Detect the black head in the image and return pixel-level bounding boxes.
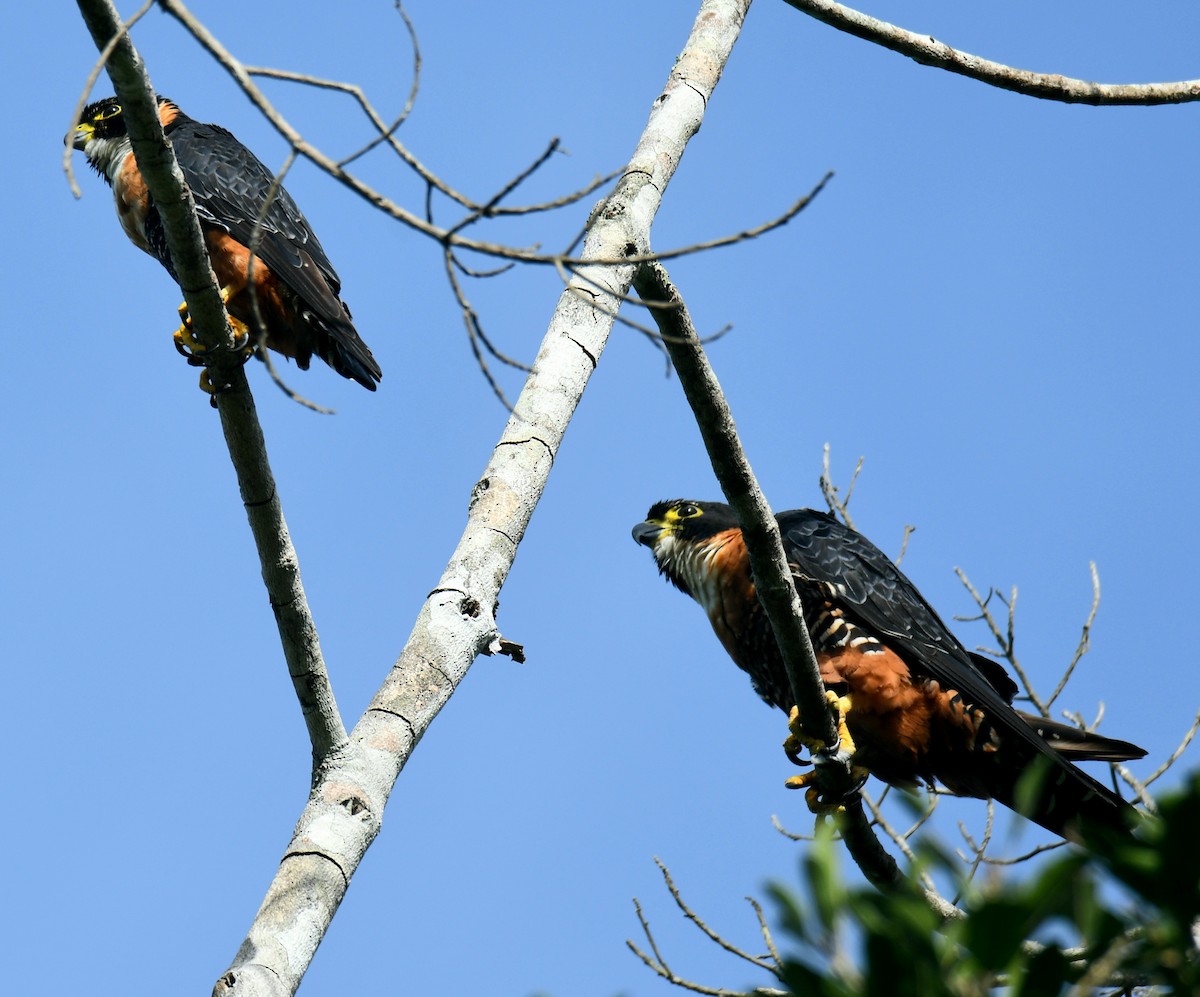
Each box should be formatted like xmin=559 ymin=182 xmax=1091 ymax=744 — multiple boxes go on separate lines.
xmin=74 ymin=96 xmax=128 ymax=149
xmin=631 ymin=499 xmax=738 ymax=549
xmin=72 ymin=95 xmax=179 ymax=152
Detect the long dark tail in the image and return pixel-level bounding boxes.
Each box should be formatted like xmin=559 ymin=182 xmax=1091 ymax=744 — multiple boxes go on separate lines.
xmin=1020 ymin=712 xmax=1147 ymax=763
xmin=985 ymin=729 xmax=1144 ymax=839
xmin=312 ymin=309 xmax=382 ymax=391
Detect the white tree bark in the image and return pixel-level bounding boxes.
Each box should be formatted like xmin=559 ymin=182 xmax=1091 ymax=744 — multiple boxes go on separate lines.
xmin=210 ymin=2 xmax=752 ymax=993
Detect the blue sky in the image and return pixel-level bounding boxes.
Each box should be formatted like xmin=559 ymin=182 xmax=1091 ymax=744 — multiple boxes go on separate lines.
xmin=7 ymin=1 xmax=1200 ymax=993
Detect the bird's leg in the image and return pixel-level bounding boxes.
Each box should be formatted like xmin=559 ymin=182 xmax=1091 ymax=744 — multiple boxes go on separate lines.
xmin=173 ymin=287 xmax=254 ymax=393
xmin=784 ymin=691 xmax=868 ymax=814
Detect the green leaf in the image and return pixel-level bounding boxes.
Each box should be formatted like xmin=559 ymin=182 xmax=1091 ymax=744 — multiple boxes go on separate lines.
xmin=765 ymin=881 xmax=808 ymax=943
xmin=959 ymin=899 xmax=1037 ymax=973
xmin=806 ymin=825 xmax=843 ymax=934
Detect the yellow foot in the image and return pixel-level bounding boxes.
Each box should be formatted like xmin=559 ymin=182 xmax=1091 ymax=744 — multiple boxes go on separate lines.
xmin=784 ymin=770 xmax=848 ymax=816
xmin=173 ymin=296 xmax=253 ymax=364
xmin=784 ymin=705 xmax=824 ymax=763
xmin=783 ymin=691 xmax=857 ymax=759
xmin=783 ymin=691 xmax=868 ymax=813
xmin=824 ymin=690 xmax=857 ymax=755
xmin=197 ymin=368 xmax=233 ymax=396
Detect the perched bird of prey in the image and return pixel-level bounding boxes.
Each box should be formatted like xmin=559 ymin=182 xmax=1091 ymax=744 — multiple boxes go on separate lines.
xmin=72 ymin=95 xmax=381 ymax=390
xmin=632 ymin=500 xmax=1145 ymax=838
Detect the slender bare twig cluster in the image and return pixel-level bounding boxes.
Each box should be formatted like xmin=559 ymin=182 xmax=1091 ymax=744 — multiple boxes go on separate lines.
xmin=629 ymin=860 xmax=789 ymax=996
xmin=954 ymin=559 xmax=1200 ymax=818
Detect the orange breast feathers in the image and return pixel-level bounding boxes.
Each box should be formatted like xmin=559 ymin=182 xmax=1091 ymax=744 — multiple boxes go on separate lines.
xmin=698 ymin=530 xmax=759 ymax=665
xmin=202 ymin=230 xmax=296 ymax=359
xmin=114 ymin=152 xmax=151 ymax=254
xmin=694 ymin=528 xmax=991 ymax=788
xmin=819 ymin=644 xmax=994 ymax=787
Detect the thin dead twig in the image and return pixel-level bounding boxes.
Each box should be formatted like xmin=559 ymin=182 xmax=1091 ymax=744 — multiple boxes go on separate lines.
xmin=819 ymin=444 xmax=861 ymax=530
xmin=337 ymin=0 xmax=421 ymax=168
xmin=626 ymin=176 xmax=833 ymax=265
xmin=627 ymin=860 xmax=786 ymax=997
xmin=771 ymin=812 xmax=810 ymax=842
xmin=861 ymin=791 xmax=936 ymax=894
xmin=1045 ymin=562 xmax=1100 ymax=710
xmin=746 ymin=896 xmax=781 ymax=966
xmin=955 ymin=568 xmax=1044 ymax=714
xmin=979 ymin=840 xmax=1066 ymax=867
xmin=657 ymin=859 xmax=780 ymax=972
xmin=451 ymin=254 xmax=516 ymax=279
xmin=1136 ymin=706 xmax=1200 ymax=789
xmin=64 ymin=0 xmax=155 ymax=197
xmin=442 ymin=247 xmax=526 ymax=411
xmin=953 ymin=801 xmax=995 ymax=902
xmin=562 ymin=259 xmax=733 ymax=347
xmin=781 ymin=0 xmax=1200 ymax=105
xmin=628 ymin=904 xmax=757 ymax=997
xmin=444 ymin=138 xmax=564 ymax=237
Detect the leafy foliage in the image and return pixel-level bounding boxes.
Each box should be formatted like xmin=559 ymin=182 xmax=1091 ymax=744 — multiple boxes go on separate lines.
xmin=764 ymin=774 xmax=1200 ymax=996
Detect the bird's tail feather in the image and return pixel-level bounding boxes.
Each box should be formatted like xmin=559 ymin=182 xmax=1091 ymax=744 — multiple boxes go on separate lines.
xmin=1019 ymin=711 xmax=1147 ymax=763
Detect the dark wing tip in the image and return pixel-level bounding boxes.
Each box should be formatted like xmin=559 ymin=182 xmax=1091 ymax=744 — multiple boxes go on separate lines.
xmin=325 ymin=330 xmax=382 ymax=390
xmin=1019 ymin=712 xmax=1147 ymax=762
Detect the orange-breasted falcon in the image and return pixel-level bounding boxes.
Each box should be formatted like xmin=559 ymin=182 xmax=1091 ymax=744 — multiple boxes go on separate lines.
xmin=632 ymin=500 xmax=1146 ymax=838
xmin=72 ymin=95 xmax=381 ymax=390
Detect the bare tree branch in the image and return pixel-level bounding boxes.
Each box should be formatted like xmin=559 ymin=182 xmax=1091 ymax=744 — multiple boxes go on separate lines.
xmin=955 ymin=568 xmax=1045 ymax=714
xmin=64 ymin=0 xmax=154 ymax=197
xmin=628 ymin=860 xmax=788 ymax=997
xmin=1045 ymin=561 xmax=1100 ymax=710
xmin=148 ymin=0 xmax=814 ymax=407
xmin=189 ymin=3 xmax=753 ymax=992
xmin=442 ymin=246 xmax=527 ymax=411
xmin=656 ymin=858 xmax=780 ymax=972
xmin=245 ymin=25 xmax=617 ymax=216
xmin=818 ymin=444 xmax=861 ymax=530
xmin=1136 ymin=706 xmax=1200 ymax=789
xmin=631 ymin=264 xmax=836 ymax=758
xmin=633 ymin=261 xmax=955 ymax=909
xmin=74 ymin=0 xmax=348 ymax=767
xmin=633 ymin=263 xmax=977 ymax=925
xmin=860 ymin=791 xmax=935 ymax=894
xmin=747 ymin=895 xmax=782 ymax=966
xmin=979 ymin=840 xmax=1066 ymax=867
xmin=953 ymin=800 xmax=995 ymax=901
xmin=781 ymin=0 xmax=1200 ymax=105
xmin=150 ymin=0 xmax=811 ymax=273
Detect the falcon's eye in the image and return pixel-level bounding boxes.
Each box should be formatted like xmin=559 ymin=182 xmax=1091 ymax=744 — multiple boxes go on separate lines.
xmin=97 ymin=103 xmax=121 ymax=121
xmin=677 ymin=503 xmax=700 ymax=518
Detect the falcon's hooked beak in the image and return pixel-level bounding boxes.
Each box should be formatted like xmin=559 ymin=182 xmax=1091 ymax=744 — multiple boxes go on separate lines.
xmin=70 ymin=121 xmax=93 ymax=151
xmin=631 ymin=520 xmax=664 ymax=548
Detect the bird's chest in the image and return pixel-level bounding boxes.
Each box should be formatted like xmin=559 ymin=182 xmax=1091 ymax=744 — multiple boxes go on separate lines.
xmin=112 ymin=151 xmax=153 ymax=254
xmin=673 ymin=543 xmax=758 ymax=666
xmin=698 ymin=573 xmax=761 ymax=667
